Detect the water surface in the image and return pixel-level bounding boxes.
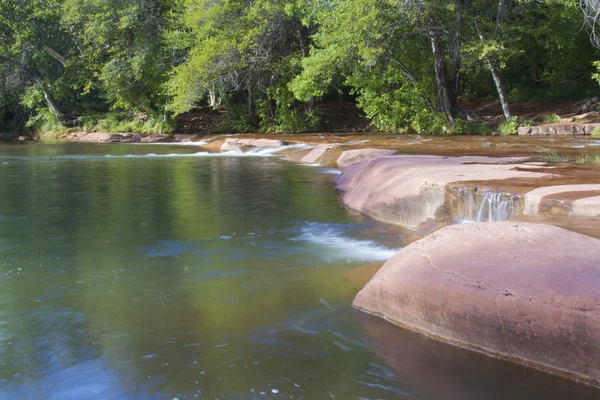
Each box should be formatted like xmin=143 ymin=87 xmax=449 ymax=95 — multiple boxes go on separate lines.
xmin=0 ymin=143 xmax=597 ymax=399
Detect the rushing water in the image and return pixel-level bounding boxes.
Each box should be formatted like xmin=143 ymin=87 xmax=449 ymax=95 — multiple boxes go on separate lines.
xmin=0 ymin=143 xmax=597 ymax=400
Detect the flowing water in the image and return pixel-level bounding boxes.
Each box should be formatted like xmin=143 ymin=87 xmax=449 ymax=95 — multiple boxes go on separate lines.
xmin=0 ymin=143 xmax=597 ymax=400
xmin=452 ymin=187 xmax=519 ymax=223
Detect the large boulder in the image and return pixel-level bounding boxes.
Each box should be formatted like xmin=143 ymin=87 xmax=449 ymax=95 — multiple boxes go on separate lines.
xmin=337 ymin=148 xmax=397 ymax=167
xmin=334 ymin=155 xmax=551 ymax=229
xmin=354 ymin=222 xmax=600 ymax=386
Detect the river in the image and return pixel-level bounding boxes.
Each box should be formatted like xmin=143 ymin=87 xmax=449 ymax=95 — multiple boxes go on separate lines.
xmin=0 ymin=142 xmax=597 ymax=399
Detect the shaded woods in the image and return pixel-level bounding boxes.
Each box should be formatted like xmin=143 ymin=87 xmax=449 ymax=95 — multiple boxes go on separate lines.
xmin=1 ymin=0 xmax=600 ymax=137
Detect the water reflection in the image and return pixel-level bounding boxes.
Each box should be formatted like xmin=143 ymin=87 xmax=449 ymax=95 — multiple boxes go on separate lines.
xmin=358 ymin=312 xmax=600 ymax=400
xmin=0 ymin=143 xmax=597 ymax=399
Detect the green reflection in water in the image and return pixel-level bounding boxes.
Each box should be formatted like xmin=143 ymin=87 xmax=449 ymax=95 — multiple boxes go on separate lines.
xmin=0 ymin=143 xmax=597 ymax=400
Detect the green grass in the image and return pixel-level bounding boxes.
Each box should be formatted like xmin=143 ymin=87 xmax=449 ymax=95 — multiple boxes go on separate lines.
xmin=34 ymin=111 xmax=175 ymax=138
xmin=576 ymin=152 xmax=600 ymax=164
xmin=534 ymin=146 xmax=571 ymax=162
xmin=543 ymin=113 xmax=561 ymax=124
xmin=591 ymin=127 xmax=600 ymax=136
xmin=92 ymin=112 xmax=175 ymax=134
xmin=535 ymin=147 xmax=600 ymax=164
xmin=520 ymin=119 xmax=536 ymax=127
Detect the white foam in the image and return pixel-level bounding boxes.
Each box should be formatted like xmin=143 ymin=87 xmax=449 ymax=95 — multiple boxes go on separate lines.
xmin=318 ymin=168 xmax=342 ymax=175
xmin=291 ymin=223 xmax=398 ymax=261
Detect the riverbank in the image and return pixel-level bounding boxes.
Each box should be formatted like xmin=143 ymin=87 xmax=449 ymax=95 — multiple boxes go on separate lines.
xmin=59 ymin=132 xmax=600 ymax=388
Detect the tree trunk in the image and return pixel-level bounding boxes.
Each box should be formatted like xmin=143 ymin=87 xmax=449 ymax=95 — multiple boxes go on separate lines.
xmin=43 ymin=89 xmax=62 ymax=117
xmin=429 ymin=30 xmax=455 ymax=123
xmin=488 ymin=60 xmax=511 ymax=121
xmin=209 ymin=90 xmax=218 ymax=108
xmin=247 ymin=88 xmax=256 ymax=126
xmin=42 ymin=46 xmax=67 ymax=66
xmin=475 ymin=21 xmax=512 ymax=121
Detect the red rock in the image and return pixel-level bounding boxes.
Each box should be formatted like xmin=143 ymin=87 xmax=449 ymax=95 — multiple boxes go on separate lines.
xmin=354 ymin=222 xmax=600 ymax=386
xmin=337 ymin=148 xmax=397 ymax=167
xmin=67 ymin=132 xmax=140 ymax=142
xmin=334 ymin=155 xmax=550 ymax=229
xmin=301 ymin=143 xmax=341 ymax=164
xmin=140 ymin=134 xmax=174 ymax=143
xmin=220 ymin=137 xmax=286 ymax=152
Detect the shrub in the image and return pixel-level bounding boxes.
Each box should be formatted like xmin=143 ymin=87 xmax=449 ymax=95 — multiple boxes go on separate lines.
xmin=498 ymin=116 xmax=520 ymax=136
xmin=452 ymin=120 xmax=493 ymax=135
xmin=521 ymin=119 xmax=536 ymax=127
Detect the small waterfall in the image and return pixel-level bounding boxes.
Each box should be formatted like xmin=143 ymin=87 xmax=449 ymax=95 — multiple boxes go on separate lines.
xmin=452 ymin=187 xmax=519 ymax=223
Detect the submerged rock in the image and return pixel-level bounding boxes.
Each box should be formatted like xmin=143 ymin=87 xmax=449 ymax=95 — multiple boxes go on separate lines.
xmin=334 ymin=155 xmax=550 ymax=229
xmin=354 ymin=222 xmax=600 ymax=386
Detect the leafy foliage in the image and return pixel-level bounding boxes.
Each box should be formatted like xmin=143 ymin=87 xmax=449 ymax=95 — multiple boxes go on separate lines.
xmin=1 ymin=0 xmax=599 ymax=137
xmin=498 ymin=116 xmax=520 ymax=136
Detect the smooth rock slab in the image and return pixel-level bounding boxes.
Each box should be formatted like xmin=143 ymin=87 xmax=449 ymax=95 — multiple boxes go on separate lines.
xmin=220 ymin=138 xmax=287 ymax=152
xmin=334 ymin=155 xmax=550 ymax=229
xmin=573 ymin=195 xmax=600 ymax=217
xmin=354 ymin=222 xmax=600 ymax=386
xmin=140 ymin=134 xmax=173 ymax=143
xmin=523 ymin=184 xmax=600 ymax=215
xmin=301 ymin=143 xmax=341 ymax=164
xmin=337 ymin=148 xmax=397 ymax=167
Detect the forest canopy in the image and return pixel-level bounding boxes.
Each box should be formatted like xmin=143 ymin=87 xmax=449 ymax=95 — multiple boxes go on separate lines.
xmin=1 ymin=0 xmax=600 ymax=137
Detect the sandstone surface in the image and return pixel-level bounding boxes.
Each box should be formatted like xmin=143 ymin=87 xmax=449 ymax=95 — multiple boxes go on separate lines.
xmin=67 ymin=132 xmax=141 ymax=142
xmin=334 ymin=155 xmax=551 ymax=229
xmin=301 ymin=143 xmax=341 ymax=164
xmin=573 ymin=195 xmax=600 ymax=217
xmin=140 ymin=134 xmax=173 ymax=143
xmin=337 ymin=148 xmax=397 ymax=167
xmin=354 ymin=222 xmax=600 ymax=386
xmin=220 ymin=137 xmax=286 ymax=152
xmin=523 ymin=184 xmax=600 ymax=215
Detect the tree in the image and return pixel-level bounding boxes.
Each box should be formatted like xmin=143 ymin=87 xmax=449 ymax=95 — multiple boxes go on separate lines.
xmin=581 ymin=0 xmax=600 ymax=48
xmin=0 ymin=0 xmax=77 ymax=128
xmin=61 ymin=0 xmax=175 ymax=114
